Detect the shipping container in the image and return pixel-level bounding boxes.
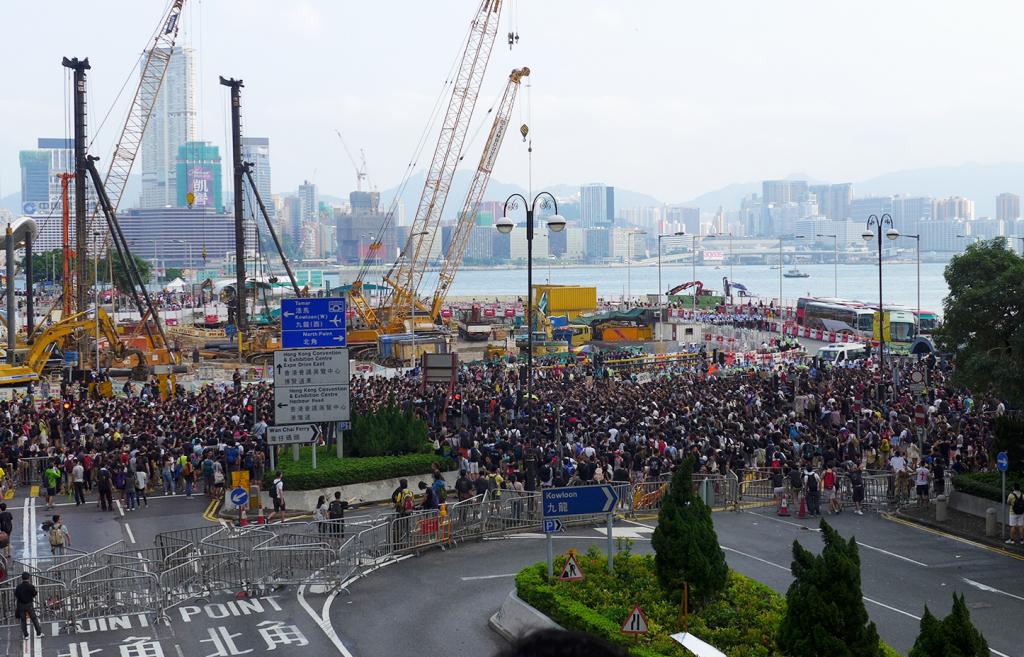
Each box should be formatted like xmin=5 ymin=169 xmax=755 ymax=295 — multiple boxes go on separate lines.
xmin=595 ymin=324 xmax=653 ymax=342
xmin=532 ymin=285 xmax=598 ymax=319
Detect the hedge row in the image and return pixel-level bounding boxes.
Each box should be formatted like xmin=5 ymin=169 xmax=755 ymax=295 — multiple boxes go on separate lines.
xmin=952 ymin=471 xmax=1021 ymax=503
xmin=516 ymin=549 xmax=900 ymax=657
xmin=271 ymin=448 xmax=454 ymax=491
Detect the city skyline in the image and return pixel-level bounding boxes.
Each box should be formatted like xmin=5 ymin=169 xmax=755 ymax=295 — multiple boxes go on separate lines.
xmin=5 ymin=2 xmax=1024 ymax=210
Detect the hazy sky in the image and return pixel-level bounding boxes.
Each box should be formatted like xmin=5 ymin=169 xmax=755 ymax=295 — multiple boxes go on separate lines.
xmin=3 ymin=0 xmax=1024 ymax=205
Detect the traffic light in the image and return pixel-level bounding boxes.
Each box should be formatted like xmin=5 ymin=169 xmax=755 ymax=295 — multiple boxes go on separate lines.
xmin=62 ymin=401 xmax=72 ymax=411
xmin=245 ymin=403 xmax=255 ymax=414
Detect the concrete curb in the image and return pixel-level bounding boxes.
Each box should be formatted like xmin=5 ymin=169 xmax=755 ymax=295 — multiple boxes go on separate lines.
xmin=890 ymin=510 xmax=1024 ymax=557
xmin=489 ymin=590 xmax=563 ymax=643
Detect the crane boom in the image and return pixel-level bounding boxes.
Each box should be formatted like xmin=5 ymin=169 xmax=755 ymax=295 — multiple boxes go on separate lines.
xmin=429 ymin=66 xmax=528 ymax=321
xmin=86 ymin=0 xmax=185 ymax=234
xmin=349 ymin=0 xmax=503 ymax=334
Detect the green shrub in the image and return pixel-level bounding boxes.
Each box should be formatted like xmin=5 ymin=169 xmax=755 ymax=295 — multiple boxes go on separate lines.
xmin=345 ymin=403 xmax=431 ymax=457
xmin=778 ymin=521 xmax=882 ymax=657
xmin=651 ymin=459 xmax=728 ymax=605
xmin=909 ymin=594 xmax=988 ymax=657
xmin=952 ymin=471 xmax=1018 ymax=502
xmin=270 ymin=449 xmax=454 ymax=491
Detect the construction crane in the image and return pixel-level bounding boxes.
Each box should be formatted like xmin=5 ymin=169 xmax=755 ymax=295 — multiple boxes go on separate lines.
xmin=348 ymin=0 xmax=503 ymax=339
xmin=429 ymin=66 xmax=529 ymax=321
xmin=334 ymin=130 xmax=370 ymax=192
xmin=76 ymin=1 xmax=184 ymax=319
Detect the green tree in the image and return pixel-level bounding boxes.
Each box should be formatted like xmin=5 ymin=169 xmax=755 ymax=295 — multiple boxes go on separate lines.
xmin=165 ymin=267 xmax=184 ymax=282
xmin=650 ymin=458 xmax=728 ymax=604
xmin=28 ymin=249 xmax=65 ymax=283
xmin=908 ymin=594 xmax=988 ymax=657
xmin=778 ymin=520 xmax=882 ymax=657
xmin=937 ymin=238 xmax=1024 ymax=406
xmin=97 ymin=252 xmax=152 ymax=292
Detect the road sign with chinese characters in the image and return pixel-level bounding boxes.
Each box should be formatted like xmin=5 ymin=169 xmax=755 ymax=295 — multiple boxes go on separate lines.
xmin=273 ymin=348 xmax=351 ymax=425
xmin=542 ymin=484 xmax=618 ymax=518
xmin=281 ymin=297 xmax=347 ymax=349
xmin=266 ymin=423 xmax=322 ymax=446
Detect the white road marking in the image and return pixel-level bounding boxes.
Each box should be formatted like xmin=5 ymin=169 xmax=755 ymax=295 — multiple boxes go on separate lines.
xmin=962 ymin=577 xmax=1024 ymax=603
xmin=595 ymin=526 xmax=654 ymax=539
xmin=29 ymin=497 xmax=37 ymax=567
xmin=115 ymin=500 xmax=124 ymax=517
xmin=862 ymin=597 xmax=921 ymax=620
xmin=125 ymin=523 xmax=136 ymax=545
xmin=20 ymin=497 xmax=29 ymax=561
xmin=856 ymin=541 xmax=928 ymax=567
xmin=746 ymin=512 xmax=821 ymax=532
xmin=460 ymin=573 xmax=517 ymax=581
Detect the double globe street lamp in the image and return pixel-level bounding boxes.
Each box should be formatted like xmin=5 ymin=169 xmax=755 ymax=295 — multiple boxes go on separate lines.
xmin=496 ymin=193 xmax=565 ymax=474
xmin=862 ymin=214 xmax=899 ymax=399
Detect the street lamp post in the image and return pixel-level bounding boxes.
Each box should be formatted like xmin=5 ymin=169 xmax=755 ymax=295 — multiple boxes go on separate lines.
xmin=625 ymin=231 xmax=647 ymax=305
xmin=863 ymin=214 xmax=899 ymax=400
xmin=691 ymin=234 xmax=700 ymax=312
xmin=496 ymin=194 xmax=565 ymax=455
xmin=816 ymin=233 xmax=838 ymax=297
xmin=901 ymin=233 xmax=921 ymax=326
xmin=657 ymin=232 xmax=686 ymax=325
xmin=93 ymin=231 xmax=101 ymax=372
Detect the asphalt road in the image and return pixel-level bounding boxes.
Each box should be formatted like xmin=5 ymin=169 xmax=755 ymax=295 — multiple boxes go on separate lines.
xmin=4 ymin=490 xmax=1023 ymax=657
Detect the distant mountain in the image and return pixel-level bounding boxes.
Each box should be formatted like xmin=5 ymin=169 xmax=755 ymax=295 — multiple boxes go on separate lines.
xmin=855 ymin=162 xmax=1024 ymax=217
xmin=1 ymin=191 xmax=20 ymax=214
xmin=374 ymin=171 xmax=662 ymax=220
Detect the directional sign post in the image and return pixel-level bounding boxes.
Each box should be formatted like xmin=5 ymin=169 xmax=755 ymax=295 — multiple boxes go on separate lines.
xmin=266 ymin=424 xmax=322 ymax=446
xmin=543 ymin=519 xmax=564 ymax=534
xmin=543 ymin=485 xmax=619 ymax=574
xmin=230 ymin=487 xmax=249 ymax=507
xmin=273 ymin=348 xmax=351 ymax=425
xmin=281 ymin=297 xmax=347 ymax=349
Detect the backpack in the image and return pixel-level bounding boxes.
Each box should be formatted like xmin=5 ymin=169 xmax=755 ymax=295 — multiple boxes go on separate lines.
xmin=269 ymin=479 xmax=280 ymax=499
xmin=434 ymin=481 xmax=447 ymax=504
xmin=1013 ymin=493 xmax=1024 ymax=515
xmin=823 ymin=470 xmax=835 ymax=490
xmin=226 ymin=446 xmax=239 ymax=466
xmin=49 ymin=525 xmax=65 ymax=547
xmin=244 ymin=451 xmax=253 ymax=469
xmin=328 ymin=500 xmax=346 ymax=519
xmin=401 ymin=490 xmax=414 ymax=513
xmin=806 ymin=473 xmax=819 ymax=493
xmin=789 ymin=470 xmax=802 ymax=489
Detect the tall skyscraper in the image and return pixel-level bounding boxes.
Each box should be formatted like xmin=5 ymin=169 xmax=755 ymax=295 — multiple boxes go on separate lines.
xmin=140 ymin=46 xmax=197 ymax=209
xmin=809 ymin=184 xmax=831 ymax=219
xmin=665 ymin=205 xmax=700 ymax=235
xmin=933 ymin=196 xmax=974 ymax=221
xmin=241 ymin=137 xmax=274 ymax=221
xmin=996 ymin=192 xmax=1020 ymax=222
xmin=298 ymin=180 xmax=319 ymax=223
xmin=891 ymin=196 xmax=933 ymax=234
xmin=175 ymin=142 xmax=222 ymax=210
xmin=849 ymin=196 xmax=893 ymax=225
xmin=17 ymin=138 xmax=86 ymax=250
xmin=828 ymin=183 xmax=853 ymax=221
xmin=580 ymin=183 xmax=613 ymax=228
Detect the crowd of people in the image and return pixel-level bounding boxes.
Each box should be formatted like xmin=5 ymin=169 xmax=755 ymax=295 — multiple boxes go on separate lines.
xmin=0 ymin=341 xmax=1016 ymax=547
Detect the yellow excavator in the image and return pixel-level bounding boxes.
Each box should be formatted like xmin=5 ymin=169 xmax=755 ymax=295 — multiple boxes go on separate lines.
xmin=0 ymin=308 xmax=149 ymax=388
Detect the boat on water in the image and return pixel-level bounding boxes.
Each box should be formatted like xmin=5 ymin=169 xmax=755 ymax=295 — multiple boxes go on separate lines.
xmin=783 ymin=268 xmax=810 ymax=278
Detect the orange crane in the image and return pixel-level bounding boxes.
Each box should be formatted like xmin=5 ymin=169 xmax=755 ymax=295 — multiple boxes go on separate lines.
xmin=347 ymin=0 xmax=504 ymax=344
xmin=429 ymin=66 xmax=529 ymax=321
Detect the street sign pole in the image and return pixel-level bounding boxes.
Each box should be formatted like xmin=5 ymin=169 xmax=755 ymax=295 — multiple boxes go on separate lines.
xmin=547 ymin=533 xmax=554 ymax=579
xmin=997 ymin=451 xmax=1009 ymax=539
xmin=312 ymin=437 xmax=317 ymax=471
xmin=607 ymin=513 xmax=615 ymax=573
xmin=337 ymin=427 xmax=344 ymax=459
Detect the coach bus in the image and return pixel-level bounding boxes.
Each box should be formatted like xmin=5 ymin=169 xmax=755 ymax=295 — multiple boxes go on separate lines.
xmin=797 ymin=298 xmax=918 ymax=344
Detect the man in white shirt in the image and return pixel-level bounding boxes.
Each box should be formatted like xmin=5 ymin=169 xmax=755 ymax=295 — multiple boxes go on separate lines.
xmin=914 ymin=462 xmax=931 ymax=505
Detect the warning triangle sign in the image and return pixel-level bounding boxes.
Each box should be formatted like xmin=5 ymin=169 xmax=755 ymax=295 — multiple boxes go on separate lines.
xmin=559 ymin=554 xmax=584 ymax=581
xmin=621 ymin=605 xmax=649 ymax=635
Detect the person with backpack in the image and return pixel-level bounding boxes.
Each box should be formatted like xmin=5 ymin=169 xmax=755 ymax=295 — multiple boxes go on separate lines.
xmin=849 ymin=463 xmax=865 ymax=515
xmin=392 ymin=479 xmax=414 ymax=517
xmin=822 ymin=466 xmax=840 ymax=515
xmin=431 ymin=471 xmax=447 ymax=508
xmin=455 ymin=470 xmax=474 ymax=502
xmin=1008 ymin=482 xmax=1024 ymax=546
xmin=313 ymin=495 xmax=328 ymax=534
xmin=328 ymin=492 xmax=350 ymax=537
xmin=0 ymin=502 xmax=13 ymax=558
xmin=43 ymin=460 xmax=62 ymax=510
xmin=47 ymin=514 xmax=70 ymax=556
xmin=269 ymin=471 xmax=286 ymax=523
xmin=803 ymin=466 xmax=821 ymax=517
xmin=419 ymin=481 xmax=438 ymax=510
xmin=96 ymin=463 xmax=113 ymax=512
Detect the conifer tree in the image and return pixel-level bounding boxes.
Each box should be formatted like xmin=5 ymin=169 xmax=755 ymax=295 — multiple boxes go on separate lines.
xmin=651 ymin=458 xmax=728 ymax=604
xmin=908 ymin=594 xmax=989 ymax=657
xmin=778 ymin=520 xmax=882 ymax=657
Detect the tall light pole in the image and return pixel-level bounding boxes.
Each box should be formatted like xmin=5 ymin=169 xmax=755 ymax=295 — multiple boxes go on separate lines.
xmin=863 ymin=214 xmax=899 ymax=399
xmin=496 ymin=193 xmax=565 ymax=452
xmin=625 ymin=230 xmax=647 ymax=304
xmin=901 ymin=233 xmax=921 ymax=327
xmin=816 ymin=233 xmax=838 ymax=297
xmin=777 ymin=235 xmax=805 ymax=329
xmin=658 ymin=231 xmax=686 ymax=325
xmin=690 ymin=234 xmax=701 ymax=312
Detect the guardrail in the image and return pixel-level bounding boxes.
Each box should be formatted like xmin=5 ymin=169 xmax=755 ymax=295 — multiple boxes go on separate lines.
xmin=0 ymin=470 xmax=909 ymax=631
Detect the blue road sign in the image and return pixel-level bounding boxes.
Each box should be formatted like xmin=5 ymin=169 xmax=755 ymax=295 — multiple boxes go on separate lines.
xmin=542 ymin=485 xmax=618 ymax=518
xmin=281 ymin=297 xmax=347 ymax=349
xmin=230 ymin=487 xmax=249 ymax=506
xmin=543 ymin=519 xmax=564 ymax=534
xmin=997 ymin=451 xmax=1009 ymax=473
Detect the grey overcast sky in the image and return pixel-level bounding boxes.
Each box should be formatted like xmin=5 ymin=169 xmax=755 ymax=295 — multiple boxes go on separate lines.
xmin=3 ymin=0 xmax=1024 ymax=204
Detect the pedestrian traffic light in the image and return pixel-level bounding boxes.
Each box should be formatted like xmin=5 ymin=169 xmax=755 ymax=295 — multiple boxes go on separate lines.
xmin=245 ymin=403 xmax=254 ymax=413
xmin=62 ymin=401 xmax=72 ymax=411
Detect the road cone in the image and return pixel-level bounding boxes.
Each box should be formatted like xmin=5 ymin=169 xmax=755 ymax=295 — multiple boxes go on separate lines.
xmin=777 ymin=494 xmax=790 ymax=516
xmin=256 ymin=504 xmax=266 ymax=525
xmin=797 ymin=494 xmax=807 ymax=519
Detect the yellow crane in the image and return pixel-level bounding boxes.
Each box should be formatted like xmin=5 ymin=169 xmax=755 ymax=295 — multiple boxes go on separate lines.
xmin=347 ymin=0 xmax=504 ymax=348
xmin=429 ymin=66 xmax=529 ymax=321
